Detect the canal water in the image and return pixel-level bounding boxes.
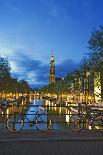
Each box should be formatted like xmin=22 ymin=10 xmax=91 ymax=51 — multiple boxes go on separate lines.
xmin=0 ymin=99 xmax=102 ymax=131
xmin=22 ymin=99 xmax=70 ymax=130
xmin=0 ymin=99 xmax=70 ymax=131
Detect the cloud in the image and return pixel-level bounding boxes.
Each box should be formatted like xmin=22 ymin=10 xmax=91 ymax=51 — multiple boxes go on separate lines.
xmin=0 ymin=32 xmax=78 ymax=88
xmin=56 ymin=59 xmax=78 ymax=77
xmin=0 ymin=31 xmax=28 ymax=58
xmin=40 ymin=0 xmax=67 ymax=18
xmin=9 ymin=52 xmax=78 ymax=88
xmin=3 ymin=1 xmax=21 ymax=14
xmin=9 ymin=60 xmax=20 ymax=72
xmin=0 ymin=30 xmax=49 ymax=64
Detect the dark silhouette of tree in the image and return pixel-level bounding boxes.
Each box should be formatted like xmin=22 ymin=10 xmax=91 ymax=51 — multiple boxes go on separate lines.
xmin=88 ymin=26 xmax=103 ymax=100
xmin=0 ymin=57 xmax=31 ymax=94
xmin=17 ymin=80 xmax=30 ymax=93
xmin=0 ymin=57 xmax=11 ymax=92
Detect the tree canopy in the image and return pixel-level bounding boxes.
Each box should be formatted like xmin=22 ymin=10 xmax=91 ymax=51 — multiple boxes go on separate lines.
xmin=0 ymin=57 xmax=31 ymax=93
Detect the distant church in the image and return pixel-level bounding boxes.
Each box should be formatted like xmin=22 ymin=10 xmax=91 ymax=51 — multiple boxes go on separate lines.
xmin=49 ymin=53 xmax=62 ymax=84
xmin=49 ymin=54 xmax=55 ymax=84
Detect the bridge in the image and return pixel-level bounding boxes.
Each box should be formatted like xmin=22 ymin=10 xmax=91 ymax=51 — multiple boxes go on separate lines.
xmin=0 ymin=97 xmax=103 ymax=154
xmin=0 ymin=130 xmax=103 ymax=155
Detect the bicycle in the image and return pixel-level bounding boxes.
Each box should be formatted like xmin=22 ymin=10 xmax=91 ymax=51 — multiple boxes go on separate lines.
xmin=6 ymin=105 xmax=52 ymax=132
xmin=69 ymin=102 xmax=96 ymax=131
xmin=0 ymin=100 xmax=13 ymax=130
xmin=0 ymin=100 xmax=12 ymax=115
xmin=91 ymin=109 xmax=103 ymax=130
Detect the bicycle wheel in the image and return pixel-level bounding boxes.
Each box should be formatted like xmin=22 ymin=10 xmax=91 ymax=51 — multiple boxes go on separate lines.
xmin=36 ymin=113 xmax=52 ymax=131
xmin=69 ymin=114 xmax=83 ymax=132
xmin=6 ymin=114 xmax=24 ymax=132
xmin=91 ymin=116 xmax=103 ymax=130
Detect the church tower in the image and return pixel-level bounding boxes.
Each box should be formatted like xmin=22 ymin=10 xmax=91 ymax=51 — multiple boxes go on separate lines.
xmin=49 ymin=54 xmax=55 ymax=84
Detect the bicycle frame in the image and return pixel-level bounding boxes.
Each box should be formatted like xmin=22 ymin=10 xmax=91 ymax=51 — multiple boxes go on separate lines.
xmin=17 ymin=110 xmax=41 ymax=127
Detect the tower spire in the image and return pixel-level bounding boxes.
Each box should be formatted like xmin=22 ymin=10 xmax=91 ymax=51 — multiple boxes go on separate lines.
xmin=49 ymin=53 xmax=55 ymax=84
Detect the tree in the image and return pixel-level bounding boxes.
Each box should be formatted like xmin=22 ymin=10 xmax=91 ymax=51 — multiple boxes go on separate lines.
xmin=0 ymin=57 xmax=11 ymax=92
xmin=17 ymin=80 xmax=30 ymax=93
xmin=88 ymin=26 xmax=103 ymax=100
xmin=0 ymin=57 xmax=11 ymax=78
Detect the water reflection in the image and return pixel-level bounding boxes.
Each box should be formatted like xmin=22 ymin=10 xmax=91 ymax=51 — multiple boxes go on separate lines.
xmin=21 ymin=99 xmax=70 ymax=130
xmin=6 ymin=109 xmax=9 ymax=118
xmin=1 ymin=99 xmax=102 ymax=131
xmin=66 ymin=109 xmax=70 ymax=125
xmin=45 ymin=100 xmax=70 ymax=129
xmin=22 ymin=99 xmax=45 ymax=130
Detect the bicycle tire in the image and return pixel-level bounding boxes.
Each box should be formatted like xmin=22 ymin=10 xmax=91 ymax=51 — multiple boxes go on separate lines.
xmin=36 ymin=113 xmax=52 ymax=131
xmin=91 ymin=116 xmax=103 ymax=130
xmin=69 ymin=114 xmax=83 ymax=132
xmin=6 ymin=114 xmax=24 ymax=132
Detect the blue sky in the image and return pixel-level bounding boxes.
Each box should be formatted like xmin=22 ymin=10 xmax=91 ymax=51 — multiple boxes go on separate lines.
xmin=0 ymin=0 xmax=103 ymax=88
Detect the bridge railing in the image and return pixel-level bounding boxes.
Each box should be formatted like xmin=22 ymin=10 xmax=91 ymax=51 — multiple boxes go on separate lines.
xmin=0 ymin=99 xmax=103 ymax=131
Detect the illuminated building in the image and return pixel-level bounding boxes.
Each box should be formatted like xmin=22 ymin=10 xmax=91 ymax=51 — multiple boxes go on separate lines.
xmin=94 ymin=72 xmax=101 ymax=102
